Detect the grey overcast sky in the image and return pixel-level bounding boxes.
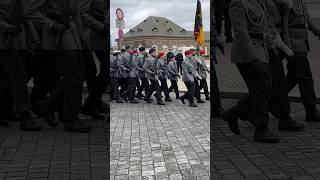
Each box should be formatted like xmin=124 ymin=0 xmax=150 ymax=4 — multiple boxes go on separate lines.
xmin=110 ymin=0 xmax=210 ymax=46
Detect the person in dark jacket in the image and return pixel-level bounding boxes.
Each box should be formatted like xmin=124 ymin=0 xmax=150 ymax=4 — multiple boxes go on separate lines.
xmin=0 ymin=0 xmax=45 ymax=130
xmin=264 ymin=0 xmax=304 ymax=131
xmin=167 ymin=53 xmax=180 ymax=99
xmin=180 ymin=50 xmax=201 ymax=107
xmin=175 ymin=52 xmax=184 ymax=74
xmin=222 ymin=0 xmax=286 ymax=143
xmin=80 ymin=0 xmax=108 ymax=119
xmin=285 ymin=0 xmax=320 ymax=122
xmin=27 ymin=0 xmax=92 ymax=133
xmin=211 ymin=4 xmax=224 ymax=118
xmin=214 ymin=0 xmax=233 ymax=42
xmin=143 ymin=48 xmax=165 ymax=105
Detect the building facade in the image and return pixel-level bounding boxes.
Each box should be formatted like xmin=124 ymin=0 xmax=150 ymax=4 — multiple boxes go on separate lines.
xmin=115 ymin=16 xmax=210 ymax=54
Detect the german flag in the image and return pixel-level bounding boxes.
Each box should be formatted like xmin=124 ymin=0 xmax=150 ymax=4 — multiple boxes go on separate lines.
xmin=194 ymin=0 xmax=205 ymax=45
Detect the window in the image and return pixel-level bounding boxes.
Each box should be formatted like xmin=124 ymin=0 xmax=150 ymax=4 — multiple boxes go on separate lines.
xmin=167 ymin=28 xmax=172 ymax=33
xmin=152 ymin=27 xmax=158 ymax=32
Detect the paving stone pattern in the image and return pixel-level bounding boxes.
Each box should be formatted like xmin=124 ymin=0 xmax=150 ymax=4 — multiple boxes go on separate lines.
xmin=110 ymin=98 xmax=210 ymax=180
xmin=213 ymin=99 xmax=320 ymax=180
xmin=0 ymin=111 xmax=109 ymax=179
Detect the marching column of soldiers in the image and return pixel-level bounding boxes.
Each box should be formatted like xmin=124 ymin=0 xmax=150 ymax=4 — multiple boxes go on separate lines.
xmin=217 ymin=0 xmax=320 ymax=143
xmin=0 ymin=0 xmax=108 ymax=133
xmin=110 ymin=46 xmax=211 ymax=107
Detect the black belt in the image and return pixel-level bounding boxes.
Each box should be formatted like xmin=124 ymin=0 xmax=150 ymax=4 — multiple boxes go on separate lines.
xmin=289 ymin=24 xmax=305 ymax=29
xmin=249 ymin=33 xmax=265 ymax=40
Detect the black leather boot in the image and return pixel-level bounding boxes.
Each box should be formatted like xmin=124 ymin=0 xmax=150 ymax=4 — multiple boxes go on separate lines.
xmin=306 ymin=107 xmax=320 ymax=122
xmin=20 ymin=111 xmax=42 ymax=131
xmin=254 ymin=129 xmax=280 ymax=143
xmin=279 ymin=116 xmax=304 ymax=131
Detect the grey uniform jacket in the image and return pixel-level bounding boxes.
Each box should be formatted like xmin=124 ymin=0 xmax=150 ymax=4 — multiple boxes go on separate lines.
xmin=128 ymin=55 xmax=138 ymax=78
xmin=288 ymin=0 xmax=320 ymax=53
xmin=79 ymin=0 xmax=107 ymax=50
xmin=229 ymin=0 xmax=270 ymax=64
xmin=167 ymin=60 xmax=179 ymax=81
xmin=118 ymin=52 xmax=130 ymax=78
xmin=135 ymin=53 xmax=146 ymax=78
xmin=143 ymin=56 xmax=159 ymax=80
xmin=158 ymin=58 xmax=168 ymax=79
xmin=110 ymin=55 xmax=120 ymax=78
xmin=27 ymin=0 xmax=86 ymax=50
xmin=199 ymin=57 xmax=209 ymax=79
xmin=181 ymin=58 xmax=197 ymax=82
xmin=192 ymin=56 xmax=201 ymax=78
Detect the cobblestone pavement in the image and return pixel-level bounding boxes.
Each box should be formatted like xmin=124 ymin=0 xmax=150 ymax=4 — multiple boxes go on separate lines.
xmin=110 ymin=96 xmax=210 ymax=180
xmin=0 ymin=112 xmax=108 ymax=180
xmin=213 ymin=99 xmax=320 ymax=180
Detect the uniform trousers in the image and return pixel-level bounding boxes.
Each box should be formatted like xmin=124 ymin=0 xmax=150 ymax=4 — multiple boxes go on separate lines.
xmin=137 ymin=77 xmax=149 ymax=96
xmin=268 ymin=50 xmax=290 ymax=120
xmin=181 ymin=81 xmax=195 ymax=103
xmin=286 ymin=53 xmax=317 ymax=110
xmin=159 ymin=78 xmax=169 ymax=98
xmin=168 ymin=80 xmax=179 ymax=96
xmin=146 ymin=79 xmax=161 ymax=101
xmin=0 ymin=50 xmax=31 ymax=114
xmin=200 ymin=78 xmax=210 ymax=97
xmin=236 ymin=60 xmax=272 ymax=131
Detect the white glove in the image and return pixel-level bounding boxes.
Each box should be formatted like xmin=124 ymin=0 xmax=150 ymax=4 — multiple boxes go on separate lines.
xmin=273 ymin=34 xmax=293 ymax=57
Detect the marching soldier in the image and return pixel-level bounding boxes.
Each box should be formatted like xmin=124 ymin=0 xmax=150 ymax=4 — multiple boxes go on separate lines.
xmin=214 ymin=0 xmax=233 ymax=42
xmin=211 ymin=4 xmax=224 ymax=118
xmin=191 ymin=49 xmax=205 ymax=104
xmin=0 ymin=0 xmax=43 ymax=130
xmin=285 ymin=0 xmax=320 ymax=122
xmin=110 ymin=52 xmax=123 ymax=103
xmin=143 ymin=48 xmax=165 ymax=105
xmin=180 ymin=50 xmax=201 ymax=107
xmin=167 ymin=53 xmax=180 ymax=99
xmin=118 ymin=47 xmax=131 ymax=101
xmin=135 ymin=47 xmax=149 ymax=99
xmin=80 ymin=0 xmax=108 ymax=119
xmin=199 ymin=50 xmax=210 ymax=100
xmin=127 ymin=49 xmax=139 ymax=104
xmin=27 ymin=0 xmax=92 ymax=133
xmin=158 ymin=52 xmax=172 ymax=102
xmin=223 ymin=0 xmax=280 ymax=143
xmin=264 ymin=0 xmax=305 ymax=131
